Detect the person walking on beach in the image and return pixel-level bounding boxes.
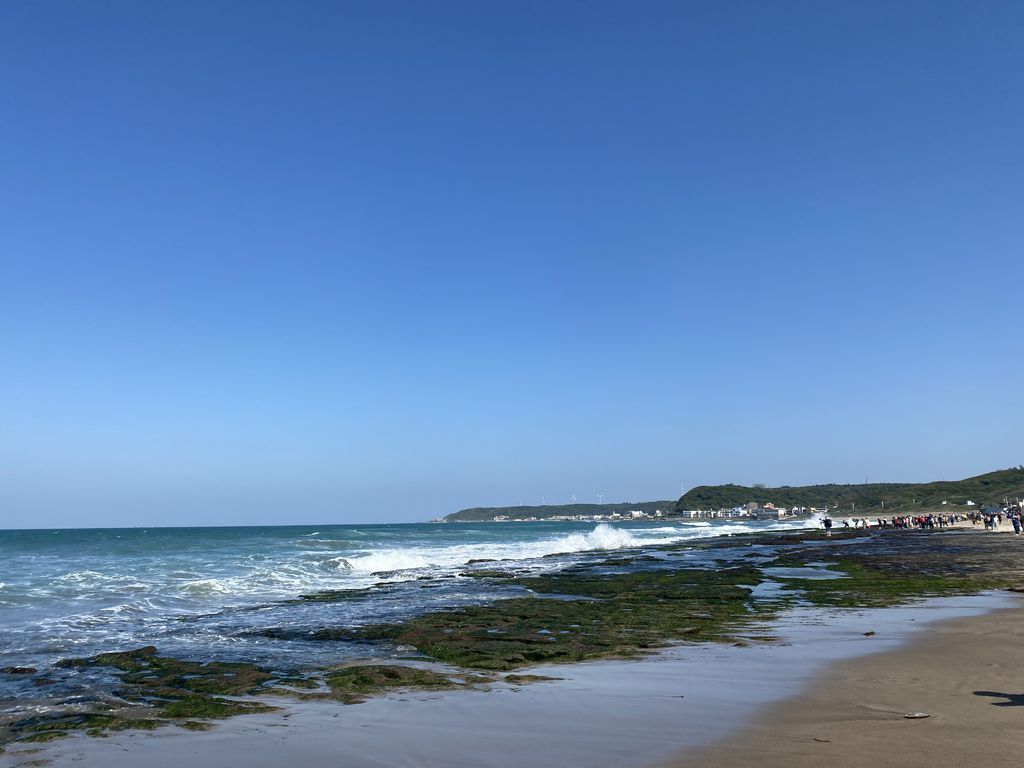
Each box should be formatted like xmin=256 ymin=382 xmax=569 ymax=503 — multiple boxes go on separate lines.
xmin=823 ymin=516 xmax=833 ymax=537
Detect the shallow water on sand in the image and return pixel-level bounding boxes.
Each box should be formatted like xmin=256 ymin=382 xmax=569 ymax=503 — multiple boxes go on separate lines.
xmin=10 ymin=592 xmax=1012 ymax=768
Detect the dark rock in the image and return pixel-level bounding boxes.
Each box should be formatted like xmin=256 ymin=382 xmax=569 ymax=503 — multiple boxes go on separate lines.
xmin=503 ymin=674 xmax=562 ymax=684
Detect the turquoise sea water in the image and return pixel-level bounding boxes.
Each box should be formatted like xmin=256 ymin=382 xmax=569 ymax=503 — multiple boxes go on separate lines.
xmin=0 ymin=517 xmax=816 ymax=714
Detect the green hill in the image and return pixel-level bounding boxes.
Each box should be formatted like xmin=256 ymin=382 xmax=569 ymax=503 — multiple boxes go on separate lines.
xmin=675 ymin=467 xmax=1024 ymax=513
xmin=443 ymin=500 xmax=675 ymax=523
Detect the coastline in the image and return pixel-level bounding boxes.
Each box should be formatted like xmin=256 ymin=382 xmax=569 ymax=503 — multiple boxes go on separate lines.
xmin=4 ymin=592 xmax=1014 ymax=768
xmin=661 ymin=598 xmax=1024 ymax=768
xmin=5 ymin=525 xmax=1024 ymax=766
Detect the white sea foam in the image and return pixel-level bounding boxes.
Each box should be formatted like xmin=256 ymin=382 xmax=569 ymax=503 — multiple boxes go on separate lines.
xmin=322 ymin=556 xmax=353 ymax=570
xmin=339 ymin=518 xmax=827 ymax=578
xmin=7 ymin=519 xmax=828 ymax=636
xmin=549 ymin=523 xmax=641 ymax=552
xmin=99 ymin=601 xmax=158 ymax=616
xmin=344 ymin=550 xmax=439 ymax=573
xmin=342 ymin=524 xmax=660 ymax=575
xmin=54 ymin=570 xmax=111 ymax=584
xmin=181 ymin=579 xmax=235 ymax=596
xmin=38 ymin=519 xmax=825 ymax=605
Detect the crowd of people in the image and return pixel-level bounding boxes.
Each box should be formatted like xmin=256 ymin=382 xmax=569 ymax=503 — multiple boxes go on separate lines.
xmin=967 ymin=506 xmax=1024 ymax=534
xmin=874 ymin=514 xmax=966 ymax=529
xmin=819 ymin=505 xmax=1024 ymax=536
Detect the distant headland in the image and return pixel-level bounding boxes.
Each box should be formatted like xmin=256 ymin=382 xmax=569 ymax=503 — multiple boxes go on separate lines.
xmin=439 ymin=467 xmax=1024 ymax=523
xmin=440 ymin=500 xmax=676 ymax=523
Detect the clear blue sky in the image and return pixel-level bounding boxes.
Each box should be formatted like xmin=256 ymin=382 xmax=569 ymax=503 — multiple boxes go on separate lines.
xmin=1 ymin=1 xmax=1021 ymax=528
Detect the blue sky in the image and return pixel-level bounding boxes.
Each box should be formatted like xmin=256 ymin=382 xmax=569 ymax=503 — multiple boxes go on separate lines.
xmin=1 ymin=1 xmax=1021 ymax=528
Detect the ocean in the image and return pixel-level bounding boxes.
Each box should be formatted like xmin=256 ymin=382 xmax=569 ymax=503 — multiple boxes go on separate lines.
xmin=0 ymin=517 xmax=817 ymax=713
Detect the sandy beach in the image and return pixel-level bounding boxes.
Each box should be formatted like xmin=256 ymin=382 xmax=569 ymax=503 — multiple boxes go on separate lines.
xmin=4 ymin=591 xmax=1015 ymax=768
xmin=666 ymin=598 xmax=1024 ymax=768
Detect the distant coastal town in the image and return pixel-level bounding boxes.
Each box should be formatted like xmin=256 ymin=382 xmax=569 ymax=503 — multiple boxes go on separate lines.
xmin=438 ymin=468 xmax=1024 ymax=524
xmin=439 ymin=503 xmax=847 ymax=524
xmin=438 ymin=499 xmax=1014 ymax=525
xmin=442 ymin=502 xmax=818 ymax=524
xmin=487 ymin=507 xmax=673 ymax=523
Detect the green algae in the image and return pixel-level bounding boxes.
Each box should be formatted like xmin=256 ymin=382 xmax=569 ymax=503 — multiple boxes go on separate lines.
xmin=57 ymin=647 xmax=274 ymax=698
xmin=337 ymin=566 xmax=770 ymax=670
xmin=13 ymin=713 xmax=168 ymax=744
xmin=762 ymin=528 xmax=1014 ymax=608
xmin=4 ymin=708 xmax=241 ymax=749
xmin=771 ymin=558 xmax=982 ymax=607
xmin=159 ymin=695 xmax=277 ymax=719
xmin=303 ymin=531 xmax=1016 ymax=674
xmin=504 ymin=674 xmax=562 ymax=684
xmin=263 ymin=665 xmax=495 ymax=705
xmin=325 ymin=665 xmax=460 ymax=700
xmin=271 ymin=675 xmax=320 ymax=689
xmin=6 ymin=647 xmax=283 ymax=747
xmin=16 ymin=732 xmax=67 ymax=744
xmin=458 ymin=673 xmax=497 ymax=684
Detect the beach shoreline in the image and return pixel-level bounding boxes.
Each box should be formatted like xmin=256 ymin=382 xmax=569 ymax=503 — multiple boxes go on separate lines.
xmin=5 ymin=525 xmax=1024 ymax=766
xmin=660 ymin=598 xmax=1024 ymax=768
xmin=3 ymin=591 xmax=1016 ymax=768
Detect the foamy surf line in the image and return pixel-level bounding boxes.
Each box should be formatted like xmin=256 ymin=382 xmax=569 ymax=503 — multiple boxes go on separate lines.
xmin=337 ymin=519 xmax=822 ymax=576
xmin=16 ymin=520 xmax=825 ymax=607
xmin=334 ymin=523 xmax=643 ymax=573
xmin=0 ymin=518 xmax=826 ymax=670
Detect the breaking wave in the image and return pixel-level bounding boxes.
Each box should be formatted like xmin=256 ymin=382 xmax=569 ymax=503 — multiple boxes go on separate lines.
xmin=3 ymin=517 xmax=828 ymax=661
xmin=181 ymin=579 xmax=235 ymax=596
xmin=342 ymin=524 xmax=653 ymax=574
xmin=298 ymin=518 xmax=826 ymax=578
xmin=548 ymin=523 xmax=640 ymax=552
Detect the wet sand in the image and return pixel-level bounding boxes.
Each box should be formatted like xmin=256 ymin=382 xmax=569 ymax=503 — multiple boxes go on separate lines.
xmin=665 ymin=598 xmax=1024 ymax=768
xmin=4 ymin=594 xmax=1013 ymax=768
